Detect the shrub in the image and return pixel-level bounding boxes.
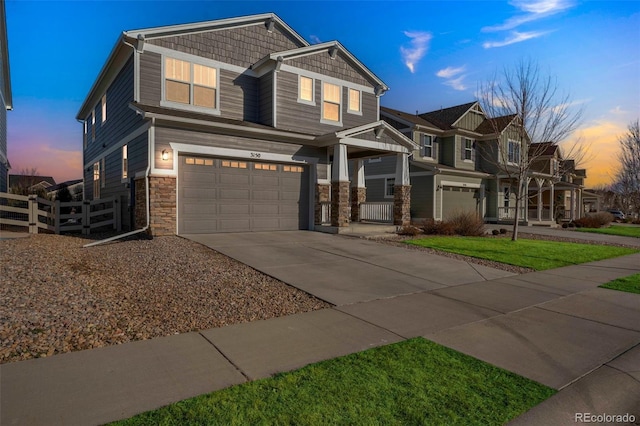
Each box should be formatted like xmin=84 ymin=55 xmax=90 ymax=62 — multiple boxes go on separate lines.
xmin=447 ymin=211 xmax=486 ymax=236
xmin=572 ymin=216 xmax=602 ymax=228
xmin=567 ymin=222 xmax=575 ymax=228
xmin=590 ymin=212 xmax=614 ymax=227
xmin=492 ymin=229 xmax=500 ymax=235
xmin=422 ymin=219 xmax=456 ymax=236
xmin=397 ymin=225 xmax=422 ymax=236
xmin=499 ymin=228 xmax=507 ymax=234
xmin=562 ymin=223 xmax=568 ymax=228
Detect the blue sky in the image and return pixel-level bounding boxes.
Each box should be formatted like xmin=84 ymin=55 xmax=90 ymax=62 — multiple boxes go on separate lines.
xmin=5 ymin=0 xmax=640 ymax=186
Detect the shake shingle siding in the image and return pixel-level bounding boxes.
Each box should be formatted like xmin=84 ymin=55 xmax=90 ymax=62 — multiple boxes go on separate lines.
xmin=287 ymin=52 xmax=372 ymax=87
xmin=147 ymin=24 xmax=303 ymax=69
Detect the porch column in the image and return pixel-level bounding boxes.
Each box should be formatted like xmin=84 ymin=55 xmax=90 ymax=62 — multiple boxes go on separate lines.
xmin=393 ymin=152 xmax=411 ymax=226
xmin=331 ymin=144 xmax=350 ymax=227
xmin=537 ymin=180 xmax=543 ymax=221
xmin=350 ymin=160 xmax=366 ymax=222
xmin=550 ymin=183 xmax=555 ymax=222
xmin=570 ymin=189 xmax=576 ymax=221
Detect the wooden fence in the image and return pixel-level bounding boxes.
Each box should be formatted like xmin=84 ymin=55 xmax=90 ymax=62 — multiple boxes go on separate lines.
xmin=0 ymin=192 xmax=120 ymax=235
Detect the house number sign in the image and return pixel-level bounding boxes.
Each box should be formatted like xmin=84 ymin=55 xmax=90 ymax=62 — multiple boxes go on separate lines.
xmin=250 ymin=152 xmax=262 ymax=158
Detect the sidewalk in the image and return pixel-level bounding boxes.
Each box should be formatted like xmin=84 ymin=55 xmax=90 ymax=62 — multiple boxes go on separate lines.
xmin=1 ymin=254 xmax=639 ymax=425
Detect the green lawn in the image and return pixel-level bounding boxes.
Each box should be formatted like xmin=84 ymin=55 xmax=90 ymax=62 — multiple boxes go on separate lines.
xmin=600 ymin=273 xmax=640 ymax=294
xmin=113 ymin=338 xmax=554 ymax=426
xmin=405 ymin=237 xmax=638 ymax=270
xmin=575 ymin=225 xmax=640 ymax=238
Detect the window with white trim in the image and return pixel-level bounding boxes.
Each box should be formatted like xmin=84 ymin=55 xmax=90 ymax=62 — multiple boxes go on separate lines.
xmin=507 ymin=140 xmax=520 ymax=164
xmin=347 ymin=88 xmax=361 ymax=114
xmin=422 ymin=135 xmax=434 ymax=158
xmin=91 ymin=110 xmax=96 ymax=142
xmin=101 ymin=95 xmax=107 ymax=123
xmin=83 ymin=120 xmax=88 ymax=149
xmin=165 ymin=57 xmax=218 ymax=109
xmin=122 ymin=145 xmax=128 ymax=180
xmin=93 ymin=161 xmax=101 ymax=199
xmin=385 ymin=178 xmax=395 ymax=198
xmin=298 ymin=76 xmax=314 ymax=104
xmin=322 ymin=82 xmax=341 ymax=123
xmin=463 ymin=138 xmax=474 ymax=161
xmin=101 ymin=158 xmax=105 ymax=189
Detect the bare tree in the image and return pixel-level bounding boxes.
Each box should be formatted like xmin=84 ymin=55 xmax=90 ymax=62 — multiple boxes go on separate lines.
xmin=478 ymin=58 xmax=583 ymax=240
xmin=612 ymin=119 xmax=640 ymax=217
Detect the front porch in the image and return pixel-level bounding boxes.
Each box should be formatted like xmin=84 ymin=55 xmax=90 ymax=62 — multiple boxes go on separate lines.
xmin=313 ymin=121 xmax=418 ymax=231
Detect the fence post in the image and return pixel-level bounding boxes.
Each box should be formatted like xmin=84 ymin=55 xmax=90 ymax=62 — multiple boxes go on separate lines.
xmin=28 ymin=195 xmax=38 ymax=234
xmin=54 ymin=200 xmax=61 ymax=234
xmin=83 ymin=200 xmax=90 ymax=235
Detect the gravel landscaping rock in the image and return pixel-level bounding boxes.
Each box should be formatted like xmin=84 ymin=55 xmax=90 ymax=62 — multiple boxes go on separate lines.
xmin=0 ymin=234 xmax=330 ymax=364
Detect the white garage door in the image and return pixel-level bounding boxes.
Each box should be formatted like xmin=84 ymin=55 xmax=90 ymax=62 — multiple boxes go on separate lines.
xmin=178 ymin=156 xmax=310 ymax=234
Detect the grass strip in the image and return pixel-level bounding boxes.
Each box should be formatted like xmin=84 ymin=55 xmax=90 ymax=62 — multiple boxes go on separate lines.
xmin=600 ymin=273 xmax=640 ymax=294
xmin=575 ymin=225 xmax=640 ymax=238
xmin=405 ymin=237 xmax=638 ymax=270
xmin=113 ymin=338 xmax=554 ymax=425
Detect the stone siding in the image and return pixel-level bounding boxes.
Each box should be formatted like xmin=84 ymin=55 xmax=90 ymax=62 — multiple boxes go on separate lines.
xmin=315 ymin=183 xmax=330 ymax=225
xmin=134 ymin=177 xmax=147 ymax=230
xmin=394 ymin=185 xmax=411 ymax=226
xmin=350 ymin=187 xmax=366 ymax=222
xmin=331 ymin=182 xmax=350 ymax=227
xmin=149 ymin=176 xmax=177 ymax=236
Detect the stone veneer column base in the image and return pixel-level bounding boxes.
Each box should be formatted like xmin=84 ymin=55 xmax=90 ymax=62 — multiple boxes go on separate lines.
xmin=350 ymin=187 xmax=366 ymax=222
xmin=149 ymin=175 xmax=177 ymax=236
xmin=331 ymin=181 xmax=350 ymax=227
xmin=314 ymin=183 xmax=330 ymax=225
xmin=394 ymin=185 xmax=411 ymax=226
xmin=134 ymin=177 xmax=147 ymax=231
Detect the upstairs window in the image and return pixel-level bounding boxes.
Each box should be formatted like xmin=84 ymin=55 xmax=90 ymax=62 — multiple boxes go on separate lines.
xmin=348 ymin=88 xmax=361 ymax=114
xmin=93 ymin=161 xmax=101 ymax=199
xmin=422 ymin=135 xmax=434 ymax=158
xmin=322 ymin=82 xmax=341 ymax=124
xmin=101 ymin=95 xmax=107 ymax=123
xmin=507 ymin=140 xmax=521 ymax=164
xmin=83 ymin=120 xmax=88 ymax=149
xmin=298 ymin=76 xmax=314 ymax=104
xmin=122 ymin=145 xmax=128 ymax=180
xmin=165 ymin=58 xmax=218 ymax=109
xmin=463 ymin=138 xmax=474 ymax=161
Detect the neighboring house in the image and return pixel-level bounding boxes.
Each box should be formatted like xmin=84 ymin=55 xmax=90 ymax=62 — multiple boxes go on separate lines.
xmin=369 ymin=102 xmax=585 ymax=225
xmin=8 ymin=174 xmax=56 ymax=194
xmin=47 ymin=178 xmax=83 ymax=200
xmin=0 ymin=0 xmax=12 ymax=193
xmin=370 ymin=102 xmax=521 ymax=222
xmin=528 ymin=142 xmax=586 ymax=223
xmin=76 ymin=13 xmax=417 ymax=235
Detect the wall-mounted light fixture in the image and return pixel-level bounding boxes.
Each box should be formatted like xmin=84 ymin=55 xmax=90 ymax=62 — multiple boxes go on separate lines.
xmin=161 ymin=150 xmax=169 ymax=161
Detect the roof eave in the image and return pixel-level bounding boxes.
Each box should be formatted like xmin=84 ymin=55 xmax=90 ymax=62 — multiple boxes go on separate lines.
xmin=1 ymin=0 xmax=12 ymax=110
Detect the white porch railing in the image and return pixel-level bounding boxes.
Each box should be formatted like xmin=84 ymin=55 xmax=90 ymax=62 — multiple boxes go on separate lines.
xmin=528 ymin=208 xmax=552 ymax=221
xmin=498 ymin=207 xmax=526 ymax=221
xmin=360 ymin=202 xmax=393 ymax=223
xmin=320 ymin=201 xmax=331 ymax=225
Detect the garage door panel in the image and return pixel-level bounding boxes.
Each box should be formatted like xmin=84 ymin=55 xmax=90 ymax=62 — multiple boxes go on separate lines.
xmin=442 ymin=186 xmax=479 ymax=220
xmin=252 ymin=204 xmax=280 ymax=215
xmin=219 ymin=204 xmax=250 ymax=215
xmin=179 ymin=155 xmax=309 ymax=234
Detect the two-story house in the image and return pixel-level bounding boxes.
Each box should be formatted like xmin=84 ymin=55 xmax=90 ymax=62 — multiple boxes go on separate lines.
xmin=527 ymin=141 xmax=586 ymax=223
xmin=76 ymin=13 xmax=417 ymax=236
xmin=0 ymin=0 xmax=12 ymax=193
xmin=366 ymin=102 xmax=524 ymax=223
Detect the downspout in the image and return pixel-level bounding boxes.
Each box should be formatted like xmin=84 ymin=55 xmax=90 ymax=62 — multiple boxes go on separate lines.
xmin=84 ymin=38 xmax=150 ymax=248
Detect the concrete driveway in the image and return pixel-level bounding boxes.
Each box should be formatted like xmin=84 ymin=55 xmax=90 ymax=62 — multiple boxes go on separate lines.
xmin=183 ymin=231 xmax=515 ymax=305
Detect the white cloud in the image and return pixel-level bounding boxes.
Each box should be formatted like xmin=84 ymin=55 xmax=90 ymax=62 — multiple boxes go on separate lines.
xmin=400 ymin=31 xmax=432 ymax=73
xmin=610 ymin=106 xmax=628 ymax=115
xmin=444 ymin=76 xmax=468 ymax=91
xmin=483 ymin=0 xmax=574 ymax=32
xmin=309 ymin=35 xmax=322 ymax=44
xmin=436 ymin=65 xmax=466 ymax=79
xmin=483 ymin=30 xmax=550 ymax=48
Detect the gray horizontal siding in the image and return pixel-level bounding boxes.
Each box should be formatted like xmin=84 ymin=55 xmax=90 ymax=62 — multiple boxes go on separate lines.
xmin=139 ymin=51 xmax=162 ymax=106
xmin=220 ymin=69 xmax=258 ymax=122
xmin=365 ymin=178 xmax=386 ymax=202
xmin=362 ymin=155 xmax=396 ymax=175
xmin=259 ymin=72 xmax=273 ymax=126
xmin=147 ymin=24 xmax=303 ymax=69
xmin=154 ymin=126 xmax=323 ymax=162
xmin=276 ymin=71 xmax=378 ymax=135
xmin=0 ymin=162 xmax=7 ymax=193
xmin=84 ymin=56 xmax=144 ymax=163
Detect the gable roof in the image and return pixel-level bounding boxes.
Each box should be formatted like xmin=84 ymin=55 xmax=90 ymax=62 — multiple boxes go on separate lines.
xmin=9 ymin=175 xmax=56 ymax=189
xmin=77 ymin=13 xmax=309 ymax=120
xmin=46 ymin=179 xmax=83 ymax=192
xmin=419 ymin=101 xmax=478 ymax=129
xmin=252 ymin=41 xmax=388 ymax=92
xmin=475 ymin=114 xmax=517 ymax=135
xmin=1 ymin=0 xmax=12 ymax=110
xmin=529 ymin=141 xmax=559 ymax=156
xmin=380 ymin=106 xmax=441 ymax=130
